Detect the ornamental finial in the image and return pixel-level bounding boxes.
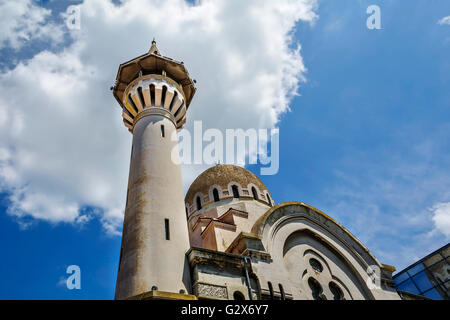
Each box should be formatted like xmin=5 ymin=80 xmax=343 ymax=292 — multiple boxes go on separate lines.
xmin=149 ymin=38 xmax=159 ymax=55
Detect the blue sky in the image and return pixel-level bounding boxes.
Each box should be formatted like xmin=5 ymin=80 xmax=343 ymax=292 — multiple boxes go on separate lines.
xmin=0 ymin=0 xmax=449 ymax=299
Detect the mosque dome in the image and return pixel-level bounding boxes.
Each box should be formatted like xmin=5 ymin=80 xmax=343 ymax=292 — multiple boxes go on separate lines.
xmin=185 ymin=164 xmax=273 ymax=214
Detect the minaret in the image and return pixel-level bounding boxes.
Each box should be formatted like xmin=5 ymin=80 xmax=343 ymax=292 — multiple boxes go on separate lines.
xmin=112 ymin=40 xmax=196 ymax=300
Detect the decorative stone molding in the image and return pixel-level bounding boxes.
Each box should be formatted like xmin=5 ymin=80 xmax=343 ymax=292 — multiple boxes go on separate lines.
xmin=133 ymin=107 xmax=177 ymax=128
xmin=196 ymin=283 xmax=228 ymax=299
xmin=187 ymin=247 xmax=246 ymax=270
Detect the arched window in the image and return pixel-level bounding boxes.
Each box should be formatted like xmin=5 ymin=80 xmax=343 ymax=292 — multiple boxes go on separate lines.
xmin=329 ymin=282 xmax=344 ymax=300
xmin=213 ymin=188 xmax=220 ymax=202
xmin=232 ymin=185 xmax=239 ymax=198
xmin=267 ymin=194 xmax=272 ymax=206
xmin=185 ymin=207 xmax=189 ymax=219
xmin=251 ymin=187 xmax=258 ymax=200
xmin=268 ymin=281 xmax=274 ymax=300
xmin=309 ymin=258 xmax=323 ymax=273
xmin=196 ymin=196 xmax=202 ymax=211
xmin=233 ymin=291 xmax=245 ymax=300
xmin=308 ymin=277 xmax=324 ymax=300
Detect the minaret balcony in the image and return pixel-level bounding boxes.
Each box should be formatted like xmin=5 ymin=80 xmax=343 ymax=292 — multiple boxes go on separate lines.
xmin=121 ymin=74 xmax=187 ymax=132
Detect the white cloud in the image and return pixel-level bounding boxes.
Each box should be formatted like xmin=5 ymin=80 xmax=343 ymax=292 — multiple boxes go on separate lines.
xmin=430 ymin=202 xmax=450 ymax=238
xmin=0 ymin=0 xmax=64 ymax=50
xmin=438 ymin=16 xmax=450 ymax=25
xmin=0 ymin=0 xmax=318 ymax=234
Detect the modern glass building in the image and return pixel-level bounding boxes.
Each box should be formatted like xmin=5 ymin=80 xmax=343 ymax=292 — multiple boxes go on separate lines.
xmin=393 ymin=243 xmax=449 ymax=300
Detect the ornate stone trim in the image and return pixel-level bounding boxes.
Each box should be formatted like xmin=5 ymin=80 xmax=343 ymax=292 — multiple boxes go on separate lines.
xmin=134 ymin=107 xmax=177 ymax=128
xmin=195 ymin=283 xmax=228 ymax=299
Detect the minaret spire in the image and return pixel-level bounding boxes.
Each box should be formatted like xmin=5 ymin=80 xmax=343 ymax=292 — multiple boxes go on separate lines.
xmin=149 ymin=37 xmax=160 ymax=55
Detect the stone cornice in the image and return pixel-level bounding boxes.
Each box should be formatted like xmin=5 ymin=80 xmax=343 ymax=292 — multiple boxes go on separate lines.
xmin=133 ymin=107 xmax=177 ymax=129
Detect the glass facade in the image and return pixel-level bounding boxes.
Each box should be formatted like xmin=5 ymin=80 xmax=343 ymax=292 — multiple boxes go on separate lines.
xmin=393 ymin=244 xmax=450 ymax=300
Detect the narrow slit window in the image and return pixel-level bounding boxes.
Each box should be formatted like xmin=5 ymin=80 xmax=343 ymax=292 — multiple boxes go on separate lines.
xmin=161 ymin=124 xmax=165 ymax=137
xmin=268 ymin=281 xmax=274 ymax=300
xmin=150 ymin=84 xmax=156 ymax=107
xmin=279 ymin=284 xmax=285 ymax=300
xmin=137 ymin=87 xmax=145 ymax=108
xmin=123 ymin=119 xmax=133 ymax=128
xmin=252 ymin=187 xmax=258 ymax=200
xmin=173 ymin=102 xmax=184 ymax=118
xmin=161 ymin=85 xmax=167 ymax=107
xmin=232 ymin=185 xmax=239 ymax=198
xmin=123 ymin=107 xmax=134 ymax=120
xmin=196 ymin=196 xmax=202 ymax=211
xmin=169 ymin=92 xmax=178 ymax=111
xmin=267 ymin=194 xmax=272 ymax=206
xmin=164 ymin=218 xmax=170 ymax=240
xmin=213 ymin=188 xmax=220 ymax=202
xmin=128 ymin=94 xmax=138 ymax=113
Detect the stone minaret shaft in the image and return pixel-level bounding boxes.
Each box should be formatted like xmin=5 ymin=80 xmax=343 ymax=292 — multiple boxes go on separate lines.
xmin=112 ymin=41 xmax=196 ymax=300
